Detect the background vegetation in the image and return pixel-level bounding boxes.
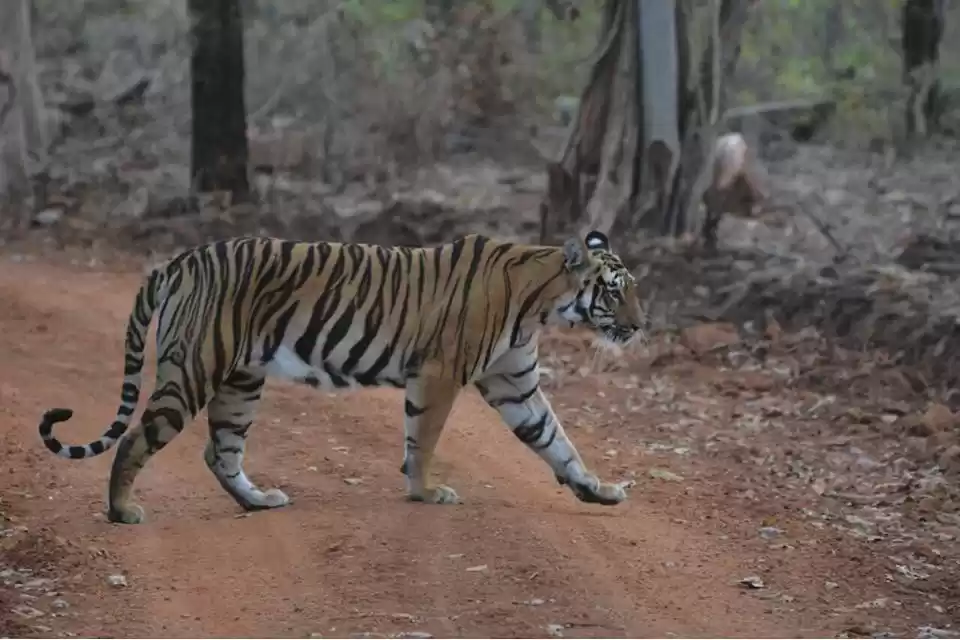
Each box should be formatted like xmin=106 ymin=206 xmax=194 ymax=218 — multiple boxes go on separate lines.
xmin=18 ymin=0 xmax=958 ymax=187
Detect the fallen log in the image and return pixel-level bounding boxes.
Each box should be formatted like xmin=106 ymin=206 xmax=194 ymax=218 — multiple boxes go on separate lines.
xmin=723 ymin=97 xmax=837 ymax=142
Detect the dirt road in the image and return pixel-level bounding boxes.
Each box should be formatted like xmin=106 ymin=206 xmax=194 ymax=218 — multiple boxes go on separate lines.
xmin=0 ymin=253 xmax=952 ymax=638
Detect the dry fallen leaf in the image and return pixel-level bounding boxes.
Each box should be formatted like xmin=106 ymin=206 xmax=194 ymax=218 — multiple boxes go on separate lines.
xmin=739 ymin=575 xmax=765 ymax=589
xmin=648 ymin=468 xmax=684 ymax=482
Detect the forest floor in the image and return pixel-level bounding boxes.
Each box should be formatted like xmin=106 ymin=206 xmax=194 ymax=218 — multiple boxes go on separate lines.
xmin=6 ymin=5 xmax=960 ymax=635
xmin=0 ymin=242 xmax=957 ymax=639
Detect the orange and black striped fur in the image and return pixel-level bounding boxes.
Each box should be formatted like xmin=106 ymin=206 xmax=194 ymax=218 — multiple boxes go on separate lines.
xmin=38 ymin=231 xmax=646 ymax=524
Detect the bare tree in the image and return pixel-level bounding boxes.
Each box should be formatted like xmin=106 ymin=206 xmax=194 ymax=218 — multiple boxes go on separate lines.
xmin=540 ymin=0 xmax=756 ymax=249
xmin=189 ymin=0 xmax=249 ymax=199
xmin=519 ymin=0 xmax=544 ymax=54
xmin=821 ymin=1 xmax=844 ymax=77
xmin=0 ymin=0 xmax=47 ymax=216
xmin=901 ymin=0 xmax=946 ymax=137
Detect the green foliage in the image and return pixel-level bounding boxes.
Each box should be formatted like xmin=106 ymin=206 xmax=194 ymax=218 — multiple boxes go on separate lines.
xmin=329 ymin=0 xmax=960 ymax=139
xmin=34 ymin=0 xmax=960 ymax=148
xmin=731 ymin=0 xmax=960 ymax=144
xmin=736 ymin=0 xmax=901 ymax=102
xmin=338 ymin=0 xmax=419 ymax=24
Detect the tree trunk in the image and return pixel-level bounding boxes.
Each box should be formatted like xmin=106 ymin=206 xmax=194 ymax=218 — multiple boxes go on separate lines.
xmin=189 ymin=0 xmax=250 ymax=199
xmin=902 ymin=0 xmax=945 ymax=137
xmin=0 ymin=0 xmax=46 ymax=220
xmin=519 ymin=0 xmax=542 ymax=54
xmin=821 ymin=1 xmax=843 ymax=76
xmin=665 ymin=0 xmax=753 ymax=245
xmin=540 ymin=0 xmax=754 ymax=249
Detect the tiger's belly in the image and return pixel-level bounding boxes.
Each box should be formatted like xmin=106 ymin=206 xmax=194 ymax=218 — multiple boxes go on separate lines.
xmin=265 ymin=345 xmax=408 ymax=390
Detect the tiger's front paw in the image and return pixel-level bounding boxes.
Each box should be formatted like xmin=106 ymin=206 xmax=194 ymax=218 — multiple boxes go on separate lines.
xmin=107 ymin=503 xmax=146 ymax=525
xmin=242 ymin=488 xmax=291 ymax=511
xmin=261 ymin=488 xmax=292 ymax=508
xmin=570 ymin=477 xmax=634 ymax=506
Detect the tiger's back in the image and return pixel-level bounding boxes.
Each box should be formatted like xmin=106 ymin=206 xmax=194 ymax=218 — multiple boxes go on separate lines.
xmin=148 ymin=234 xmax=566 ymax=392
xmin=252 ymin=234 xmax=564 ymax=391
xmin=39 ymin=231 xmax=644 ymax=524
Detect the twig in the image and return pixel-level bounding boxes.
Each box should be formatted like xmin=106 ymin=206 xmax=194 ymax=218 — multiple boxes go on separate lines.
xmin=249 ymin=7 xmax=341 ymax=122
xmin=709 ymin=0 xmax=721 ymax=127
xmin=111 ymin=75 xmax=151 ymax=108
xmin=792 ymin=198 xmax=853 ymax=261
xmin=562 ymin=621 xmax=627 ymax=631
xmin=824 ymin=491 xmax=894 ymax=506
xmin=0 ymin=66 xmax=16 ymax=131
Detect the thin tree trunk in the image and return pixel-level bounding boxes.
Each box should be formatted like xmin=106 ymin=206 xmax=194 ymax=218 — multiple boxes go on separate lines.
xmin=0 ymin=56 xmax=29 ymax=211
xmin=0 ymin=0 xmax=45 ymax=221
xmin=519 ymin=0 xmax=542 ymax=53
xmin=189 ymin=0 xmax=250 ymax=198
xmin=821 ymin=1 xmax=843 ymax=75
xmin=902 ymin=0 xmax=945 ymax=137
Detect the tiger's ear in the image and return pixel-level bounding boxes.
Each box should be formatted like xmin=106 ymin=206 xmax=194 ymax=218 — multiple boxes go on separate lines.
xmin=584 ymin=230 xmax=610 ymax=251
xmin=562 ymin=236 xmax=591 ymax=273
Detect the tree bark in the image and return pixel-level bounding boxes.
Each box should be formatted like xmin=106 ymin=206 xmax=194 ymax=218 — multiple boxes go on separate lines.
xmin=519 ymin=0 xmax=542 ymax=54
xmin=821 ymin=1 xmax=843 ymax=76
xmin=664 ymin=0 xmax=753 ymax=243
xmin=189 ymin=0 xmax=250 ymax=198
xmin=539 ymin=0 xmax=632 ymax=246
xmin=902 ymin=0 xmax=945 ymax=137
xmin=0 ymin=0 xmax=46 ymax=222
xmin=540 ymin=0 xmax=753 ymax=248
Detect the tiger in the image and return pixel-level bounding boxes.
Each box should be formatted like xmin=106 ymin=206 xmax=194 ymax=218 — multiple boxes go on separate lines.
xmin=38 ymin=230 xmax=646 ymax=525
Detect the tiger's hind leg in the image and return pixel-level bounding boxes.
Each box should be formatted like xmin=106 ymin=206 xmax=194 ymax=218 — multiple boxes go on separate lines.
xmin=203 ymin=369 xmax=289 ymax=511
xmin=401 ymin=375 xmax=461 ymax=505
xmin=108 ymin=385 xmax=198 ymax=524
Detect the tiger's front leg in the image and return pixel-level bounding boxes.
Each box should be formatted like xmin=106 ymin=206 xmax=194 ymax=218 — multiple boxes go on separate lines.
xmin=475 ymin=353 xmax=631 ymax=506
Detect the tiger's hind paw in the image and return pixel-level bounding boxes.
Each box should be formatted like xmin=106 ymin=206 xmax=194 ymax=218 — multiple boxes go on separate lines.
xmin=430 ymin=484 xmax=461 ymax=505
xmin=408 ymin=484 xmax=461 ymax=505
xmin=570 ymin=477 xmax=633 ymax=506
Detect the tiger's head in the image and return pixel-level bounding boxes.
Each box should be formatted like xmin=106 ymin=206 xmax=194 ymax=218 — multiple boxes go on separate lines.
xmin=552 ymin=230 xmax=646 ymax=347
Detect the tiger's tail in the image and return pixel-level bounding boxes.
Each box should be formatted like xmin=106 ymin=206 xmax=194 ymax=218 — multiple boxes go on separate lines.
xmin=38 ymin=265 xmax=169 ymax=459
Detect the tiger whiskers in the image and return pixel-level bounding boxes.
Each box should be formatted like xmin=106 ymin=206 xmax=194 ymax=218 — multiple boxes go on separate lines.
xmin=586 ymin=335 xmax=624 ymax=373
